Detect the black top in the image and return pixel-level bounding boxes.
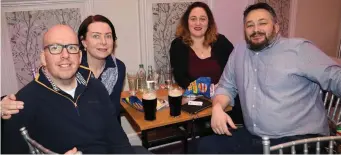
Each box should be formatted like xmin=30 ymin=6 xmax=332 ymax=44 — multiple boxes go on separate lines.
xmin=169 ymin=34 xmax=234 ymax=89
xmin=2 ymin=66 xmax=133 ymax=154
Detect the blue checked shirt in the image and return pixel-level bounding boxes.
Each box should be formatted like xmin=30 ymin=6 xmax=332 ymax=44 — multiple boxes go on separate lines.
xmin=215 ymin=35 xmax=341 ymax=138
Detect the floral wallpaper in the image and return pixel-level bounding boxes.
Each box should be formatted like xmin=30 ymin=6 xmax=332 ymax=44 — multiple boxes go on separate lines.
xmin=255 ymin=0 xmax=291 ymax=37
xmin=5 ymin=8 xmax=81 ymax=89
xmin=152 ymin=2 xmax=193 ymax=76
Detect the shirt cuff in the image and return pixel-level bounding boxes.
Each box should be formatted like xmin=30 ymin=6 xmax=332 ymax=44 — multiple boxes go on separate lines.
xmin=214 ymin=87 xmax=235 ymax=107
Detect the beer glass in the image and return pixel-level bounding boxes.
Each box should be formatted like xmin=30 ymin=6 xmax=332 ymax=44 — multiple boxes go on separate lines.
xmin=142 ymin=89 xmax=157 ymax=121
xmin=168 ymin=87 xmax=182 ymax=117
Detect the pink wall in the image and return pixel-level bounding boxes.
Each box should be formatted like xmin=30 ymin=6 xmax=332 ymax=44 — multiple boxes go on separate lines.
xmin=294 ymin=0 xmax=341 ymax=57
xmin=213 ymin=0 xmax=251 ymax=46
xmin=212 ymin=0 xmax=341 ymax=57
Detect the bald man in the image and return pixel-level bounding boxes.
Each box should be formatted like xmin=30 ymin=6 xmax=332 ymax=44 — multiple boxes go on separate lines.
xmin=2 ymin=25 xmax=134 ymax=154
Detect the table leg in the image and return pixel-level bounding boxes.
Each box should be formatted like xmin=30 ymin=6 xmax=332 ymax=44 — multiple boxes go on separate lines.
xmin=191 ymin=120 xmax=196 ymax=139
xmin=180 ymin=124 xmax=188 ymax=153
xmin=141 ymin=130 xmax=149 ymax=149
xmin=183 ymin=135 xmax=188 ymax=153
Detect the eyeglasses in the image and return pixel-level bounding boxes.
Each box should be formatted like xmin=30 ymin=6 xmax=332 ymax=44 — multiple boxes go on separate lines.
xmin=44 ymin=44 xmax=80 ymax=55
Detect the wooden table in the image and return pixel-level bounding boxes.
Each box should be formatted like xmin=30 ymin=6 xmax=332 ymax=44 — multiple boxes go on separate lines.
xmin=120 ymin=89 xmax=232 ymax=150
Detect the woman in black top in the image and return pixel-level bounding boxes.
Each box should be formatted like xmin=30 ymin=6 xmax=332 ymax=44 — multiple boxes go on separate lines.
xmin=169 ymin=2 xmax=243 ymax=130
xmin=169 ymin=2 xmax=234 ymax=89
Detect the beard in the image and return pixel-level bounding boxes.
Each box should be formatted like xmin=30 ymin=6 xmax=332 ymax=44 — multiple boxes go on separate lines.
xmin=245 ymin=27 xmax=277 ymax=51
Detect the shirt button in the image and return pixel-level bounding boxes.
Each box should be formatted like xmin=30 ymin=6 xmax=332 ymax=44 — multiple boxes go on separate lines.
xmin=253 ymin=87 xmax=257 ymax=90
xmin=256 ymin=53 xmax=259 ymax=55
xmin=252 ymin=105 xmax=255 ymax=108
xmin=254 ymin=69 xmax=257 ymax=72
xmin=254 ymin=124 xmax=257 ymax=127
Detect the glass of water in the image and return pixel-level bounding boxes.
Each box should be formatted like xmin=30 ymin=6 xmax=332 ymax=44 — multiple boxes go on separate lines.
xmin=147 ymin=69 xmax=161 ymax=90
xmin=164 ymin=69 xmax=172 ymax=89
xmin=127 ymin=71 xmax=137 ymax=96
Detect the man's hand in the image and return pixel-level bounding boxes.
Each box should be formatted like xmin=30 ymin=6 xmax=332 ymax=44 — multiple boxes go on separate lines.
xmin=211 ymin=104 xmax=236 ymax=136
xmin=64 ymin=147 xmax=79 ymax=154
xmin=1 ymin=94 xmax=24 ymax=120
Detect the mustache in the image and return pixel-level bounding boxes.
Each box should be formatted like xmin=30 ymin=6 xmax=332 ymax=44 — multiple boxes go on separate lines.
xmin=57 ymin=60 xmax=72 ymax=64
xmin=250 ymin=32 xmax=266 ymax=37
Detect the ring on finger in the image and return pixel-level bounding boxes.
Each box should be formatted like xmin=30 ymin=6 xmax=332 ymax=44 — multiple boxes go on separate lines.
xmin=1 ymin=111 xmax=8 ymax=116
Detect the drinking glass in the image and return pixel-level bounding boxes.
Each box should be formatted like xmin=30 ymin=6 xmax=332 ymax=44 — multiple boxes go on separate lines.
xmin=168 ymin=87 xmax=182 ymax=117
xmin=146 ymin=69 xmax=161 ymax=90
xmin=153 ymin=69 xmax=161 ymax=90
xmin=127 ymin=71 xmax=137 ymax=96
xmin=142 ymin=89 xmax=157 ymax=121
xmin=164 ymin=69 xmax=172 ymax=89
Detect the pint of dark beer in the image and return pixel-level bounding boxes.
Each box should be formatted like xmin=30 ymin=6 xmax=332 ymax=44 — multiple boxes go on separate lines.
xmin=142 ymin=91 xmax=157 ymax=121
xmin=168 ymin=88 xmax=182 ymax=117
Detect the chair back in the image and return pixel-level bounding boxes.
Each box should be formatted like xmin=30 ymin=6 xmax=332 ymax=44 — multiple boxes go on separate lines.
xmin=321 ymin=91 xmax=341 ymax=135
xmin=262 ymin=136 xmax=341 ymax=154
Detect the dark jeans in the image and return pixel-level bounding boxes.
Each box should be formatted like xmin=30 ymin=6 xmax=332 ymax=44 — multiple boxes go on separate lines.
xmin=189 ymin=127 xmax=324 ymax=154
xmin=132 ymin=146 xmax=151 ymax=154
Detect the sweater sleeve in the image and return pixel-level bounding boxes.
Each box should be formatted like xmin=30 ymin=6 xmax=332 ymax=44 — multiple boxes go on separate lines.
xmin=215 ymin=34 xmax=234 ymax=70
xmin=169 ymin=38 xmax=192 ymax=89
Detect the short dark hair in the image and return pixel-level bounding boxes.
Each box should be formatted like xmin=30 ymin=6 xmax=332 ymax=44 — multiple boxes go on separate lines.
xmin=78 ymin=15 xmax=117 ymax=52
xmin=176 ymin=1 xmax=217 ymax=46
xmin=243 ymin=2 xmax=277 ymax=23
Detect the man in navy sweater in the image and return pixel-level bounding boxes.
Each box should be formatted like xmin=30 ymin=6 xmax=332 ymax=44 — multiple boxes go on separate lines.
xmin=2 ymin=25 xmax=135 ymax=154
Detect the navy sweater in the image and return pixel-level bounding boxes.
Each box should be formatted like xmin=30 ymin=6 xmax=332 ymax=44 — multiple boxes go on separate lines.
xmin=2 ymin=66 xmax=134 ymax=154
xmin=81 ymin=53 xmax=126 ymax=121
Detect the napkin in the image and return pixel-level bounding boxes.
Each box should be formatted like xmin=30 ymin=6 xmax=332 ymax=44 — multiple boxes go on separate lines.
xmin=122 ymin=96 xmax=168 ymax=112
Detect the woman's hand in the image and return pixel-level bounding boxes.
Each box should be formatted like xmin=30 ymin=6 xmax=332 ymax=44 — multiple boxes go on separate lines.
xmin=1 ymin=94 xmax=24 ymax=119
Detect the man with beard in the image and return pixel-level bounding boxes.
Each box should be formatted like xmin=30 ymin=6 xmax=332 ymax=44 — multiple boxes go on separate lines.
xmin=189 ymin=2 xmax=341 ymax=154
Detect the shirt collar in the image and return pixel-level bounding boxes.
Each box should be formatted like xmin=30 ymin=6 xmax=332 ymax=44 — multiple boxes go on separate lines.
xmin=34 ymin=65 xmax=92 ymax=95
